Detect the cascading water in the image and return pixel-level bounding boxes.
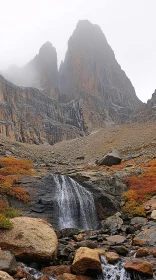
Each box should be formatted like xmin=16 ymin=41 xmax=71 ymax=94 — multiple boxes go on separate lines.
xmin=99 ymin=256 xmax=131 ymax=280
xmin=99 ymin=256 xmax=148 ymax=280
xmin=53 ymin=174 xmax=99 ymax=230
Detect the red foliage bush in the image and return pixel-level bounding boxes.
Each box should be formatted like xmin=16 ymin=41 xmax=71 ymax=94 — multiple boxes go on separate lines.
xmin=0 ymin=157 xmax=33 ymax=229
xmin=122 ymin=159 xmax=156 ymax=217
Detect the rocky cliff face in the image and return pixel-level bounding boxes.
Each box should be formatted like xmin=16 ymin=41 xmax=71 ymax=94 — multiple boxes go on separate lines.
xmin=1 ymin=20 xmax=144 ymax=144
xmin=131 ymin=90 xmax=156 ymax=122
xmin=4 ymin=42 xmax=59 ymax=99
xmin=59 ymin=20 xmax=142 ymax=129
xmin=0 ymin=75 xmax=86 ymax=144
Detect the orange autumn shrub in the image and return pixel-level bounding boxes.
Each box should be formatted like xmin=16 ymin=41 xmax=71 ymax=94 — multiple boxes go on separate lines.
xmin=0 ymin=157 xmax=33 ymax=229
xmin=122 ymin=159 xmax=156 ymax=217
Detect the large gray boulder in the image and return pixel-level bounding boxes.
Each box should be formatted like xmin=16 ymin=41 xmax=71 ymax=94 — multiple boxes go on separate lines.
xmin=97 ymin=149 xmax=122 ymax=166
xmin=101 ymin=212 xmax=123 ymax=233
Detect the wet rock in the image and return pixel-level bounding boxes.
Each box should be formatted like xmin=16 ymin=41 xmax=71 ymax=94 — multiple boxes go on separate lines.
xmin=124 ymin=259 xmax=153 ymax=276
xmin=0 ymin=271 xmax=14 ymax=280
xmin=105 ymin=252 xmax=120 ymax=264
xmin=0 ymin=217 xmax=58 ymax=263
xmin=106 ymin=235 xmax=126 ymax=245
xmin=0 ymin=250 xmax=17 ymax=275
xmin=97 ymin=149 xmax=122 ymax=166
xmin=101 ymin=212 xmax=123 ymax=234
xmin=135 ymin=248 xmax=150 ymax=258
xmin=73 ymin=234 xmax=84 ymax=242
xmin=13 ymin=266 xmax=27 ymax=279
xmin=110 ymin=246 xmax=128 ymax=256
xmin=71 ymin=247 xmax=102 ymax=275
xmin=41 ymin=265 xmax=71 ymax=277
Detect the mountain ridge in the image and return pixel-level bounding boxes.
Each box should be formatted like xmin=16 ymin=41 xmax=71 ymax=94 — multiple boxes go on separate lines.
xmin=1 ymin=19 xmax=152 ymax=144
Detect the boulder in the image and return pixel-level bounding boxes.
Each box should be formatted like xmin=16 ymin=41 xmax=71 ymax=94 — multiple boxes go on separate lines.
xmin=0 ymin=217 xmax=58 ymax=262
xmin=124 ymin=259 xmax=153 ymax=276
xmin=73 ymin=234 xmax=84 ymax=242
xmin=105 ymin=252 xmax=120 ymax=264
xmin=151 ymin=210 xmax=156 ymax=220
xmin=152 ymin=248 xmax=156 ymax=257
xmin=106 ymin=235 xmax=126 ymax=245
xmin=135 ymin=248 xmax=150 ymax=258
xmin=0 ymin=250 xmax=17 ymax=275
xmin=97 ymin=149 xmax=122 ymax=166
xmin=0 ymin=271 xmax=14 ymax=280
xmin=110 ymin=246 xmax=128 ymax=256
xmin=71 ymin=247 xmax=102 ymax=275
xmin=56 ymin=273 xmax=92 ymax=280
xmin=101 ymin=212 xmax=123 ymax=233
xmin=41 ymin=265 xmax=71 ymax=277
xmin=133 ymin=228 xmax=156 ymax=247
xmin=130 ymin=217 xmax=147 ymax=226
xmin=13 ymin=266 xmax=27 ymax=279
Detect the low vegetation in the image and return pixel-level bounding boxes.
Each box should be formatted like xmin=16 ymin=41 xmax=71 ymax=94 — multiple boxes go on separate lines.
xmin=122 ymin=159 xmax=156 ymax=217
xmin=0 ymin=157 xmax=33 ymax=229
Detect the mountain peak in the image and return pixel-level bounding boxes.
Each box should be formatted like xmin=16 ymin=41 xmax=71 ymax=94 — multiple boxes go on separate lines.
xmin=68 ymin=20 xmax=107 ymax=51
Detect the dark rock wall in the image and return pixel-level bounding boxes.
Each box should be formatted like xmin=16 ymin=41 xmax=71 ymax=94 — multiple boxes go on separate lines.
xmin=0 ymin=75 xmax=86 ymax=144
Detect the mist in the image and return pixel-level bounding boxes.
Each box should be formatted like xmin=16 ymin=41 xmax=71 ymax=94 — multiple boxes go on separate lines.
xmin=0 ymin=0 xmax=156 ymax=102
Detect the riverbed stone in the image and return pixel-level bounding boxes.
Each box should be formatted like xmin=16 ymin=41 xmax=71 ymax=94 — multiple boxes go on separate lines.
xmin=0 ymin=271 xmax=14 ymax=280
xmin=110 ymin=246 xmax=128 ymax=256
xmin=0 ymin=217 xmax=58 ymax=262
xmin=133 ymin=228 xmax=156 ymax=247
xmin=124 ymin=259 xmax=153 ymax=276
xmin=130 ymin=217 xmax=147 ymax=226
xmin=101 ymin=212 xmax=123 ymax=233
xmin=56 ymin=273 xmax=92 ymax=280
xmin=105 ymin=252 xmax=120 ymax=264
xmin=71 ymin=247 xmax=102 ymax=275
xmin=106 ymin=235 xmax=126 ymax=245
xmin=76 ymin=241 xmax=97 ymax=249
xmin=42 ymin=265 xmax=71 ymax=277
xmin=135 ymin=248 xmax=150 ymax=258
xmin=0 ymin=250 xmax=17 ymax=275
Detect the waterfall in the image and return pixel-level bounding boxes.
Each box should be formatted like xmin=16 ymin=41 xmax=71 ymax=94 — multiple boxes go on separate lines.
xmin=53 ymin=174 xmax=99 ymax=230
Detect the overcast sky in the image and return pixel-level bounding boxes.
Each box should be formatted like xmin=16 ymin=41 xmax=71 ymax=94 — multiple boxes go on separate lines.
xmin=0 ymin=0 xmax=155 ymax=102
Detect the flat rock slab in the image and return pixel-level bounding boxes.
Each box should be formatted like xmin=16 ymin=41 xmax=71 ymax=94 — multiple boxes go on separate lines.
xmin=0 ymin=217 xmax=58 ymax=263
xmin=106 ymin=235 xmax=126 ymax=244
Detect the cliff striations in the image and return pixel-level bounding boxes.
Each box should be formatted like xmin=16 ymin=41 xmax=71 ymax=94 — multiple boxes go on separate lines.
xmin=0 ymin=75 xmax=86 ymax=144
